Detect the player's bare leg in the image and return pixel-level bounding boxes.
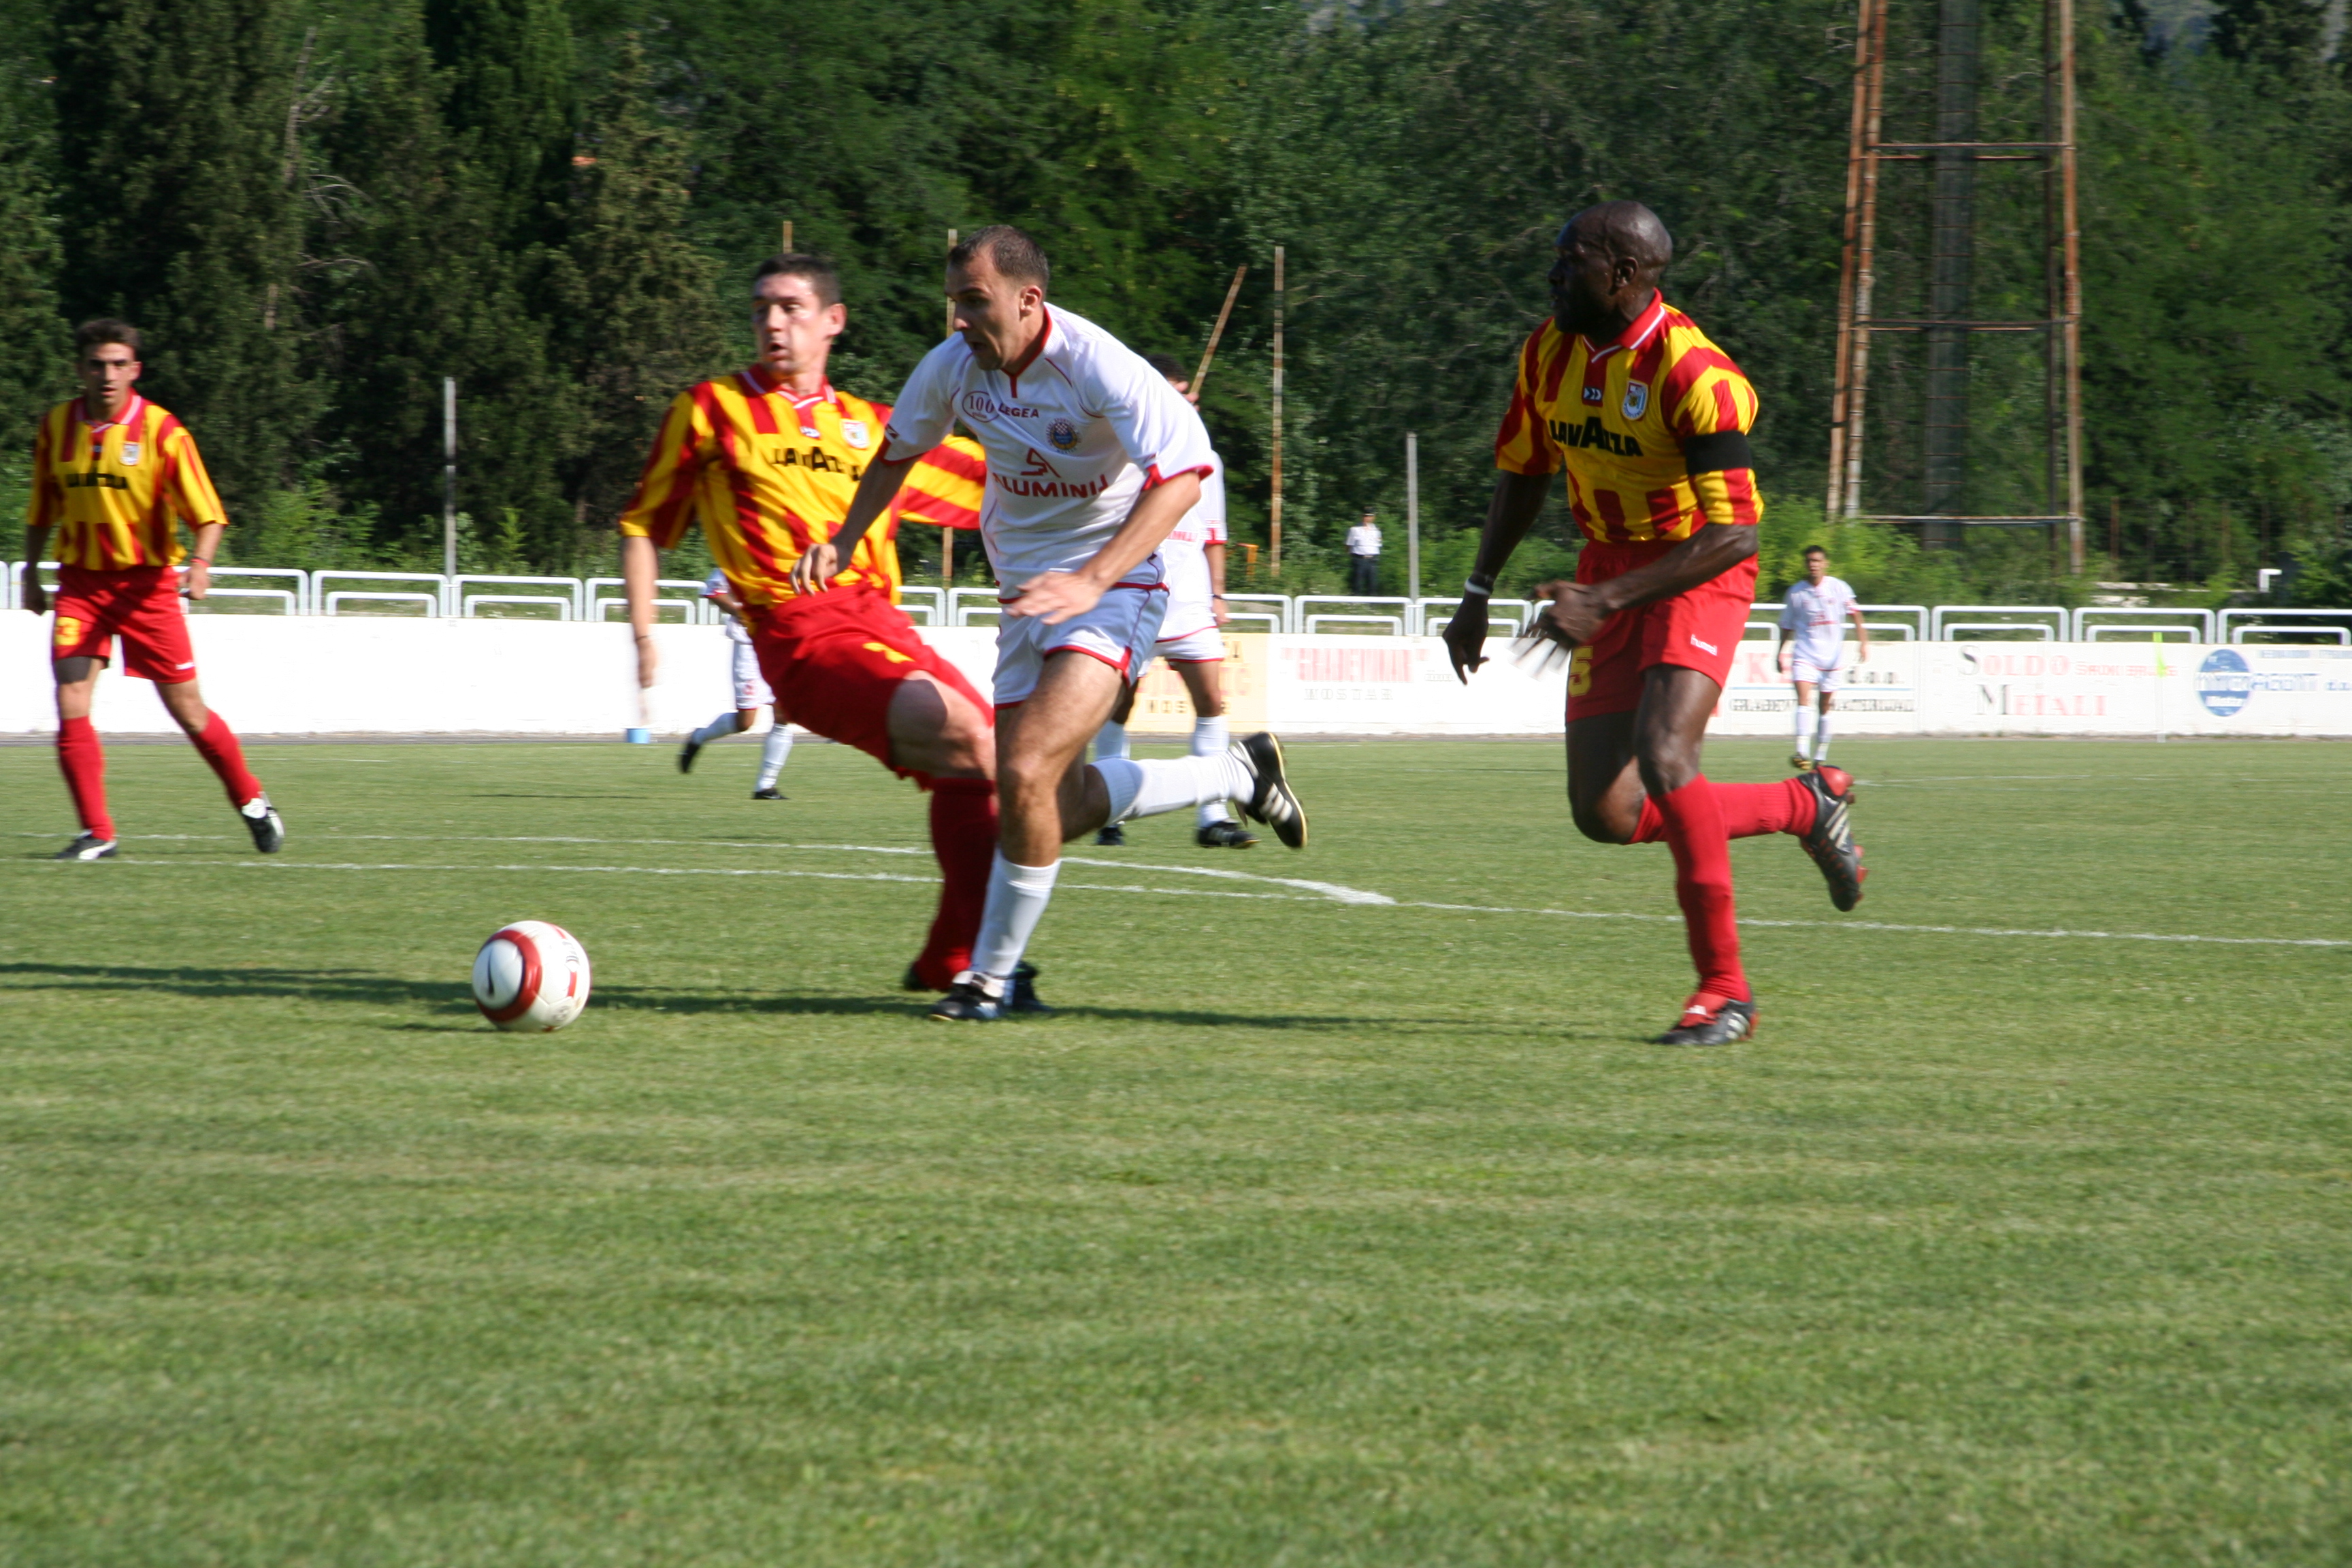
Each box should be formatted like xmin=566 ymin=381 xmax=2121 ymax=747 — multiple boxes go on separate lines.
xmin=937 ymin=650 xmax=1299 ymax=1021
xmin=155 ymin=675 xmax=282 ymax=852
xmin=1790 ymin=676 xmax=1819 ymax=770
xmin=50 ymin=656 xmax=116 ymax=858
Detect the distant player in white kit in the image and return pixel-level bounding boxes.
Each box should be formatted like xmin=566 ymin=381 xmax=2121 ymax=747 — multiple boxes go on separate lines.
xmin=677 ymin=567 xmax=794 ymax=798
xmin=1092 ymin=352 xmax=1256 ymax=850
xmin=1777 ymin=545 xmax=1869 ymax=770
xmin=794 ymin=225 xmax=1307 ymax=1021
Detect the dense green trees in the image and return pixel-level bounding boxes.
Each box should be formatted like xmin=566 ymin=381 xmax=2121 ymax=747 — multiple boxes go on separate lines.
xmin=4 ymin=0 xmax=2347 ymax=602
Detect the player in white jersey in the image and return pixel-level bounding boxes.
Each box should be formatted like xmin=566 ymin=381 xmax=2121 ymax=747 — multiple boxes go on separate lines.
xmin=1776 ymin=545 xmax=1869 ymax=769
xmin=793 ymin=226 xmax=1307 ymax=1022
xmin=1092 ymin=353 xmax=1256 ymax=850
xmin=677 ymin=568 xmax=794 ymax=797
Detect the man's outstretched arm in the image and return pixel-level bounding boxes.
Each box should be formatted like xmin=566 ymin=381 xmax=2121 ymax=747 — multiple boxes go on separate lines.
xmin=789 ymin=454 xmax=919 ymax=595
xmin=1441 ymin=470 xmax=1553 ymax=682
xmin=1006 ymin=471 xmax=1202 ymax=627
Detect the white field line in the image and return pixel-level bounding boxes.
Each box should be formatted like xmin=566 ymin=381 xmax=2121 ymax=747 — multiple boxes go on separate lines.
xmin=55 ymin=853 xmax=2350 ymax=950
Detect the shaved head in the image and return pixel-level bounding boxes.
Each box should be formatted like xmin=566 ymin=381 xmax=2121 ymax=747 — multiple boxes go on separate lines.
xmin=1560 ymin=201 xmax=1673 ymax=277
xmin=1548 ymin=200 xmax=1673 ymax=340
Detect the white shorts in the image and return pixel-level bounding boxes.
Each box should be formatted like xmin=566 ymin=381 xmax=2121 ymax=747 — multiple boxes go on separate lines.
xmin=730 ymin=639 xmax=774 ymax=709
xmin=992 ymin=581 xmax=1169 ymax=706
xmin=1790 ymin=653 xmax=1845 ymax=691
xmin=1152 ymin=604 xmax=1226 ymax=665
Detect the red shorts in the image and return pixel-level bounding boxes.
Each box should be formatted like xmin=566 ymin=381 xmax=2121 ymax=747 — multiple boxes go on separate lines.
xmin=51 ymin=566 xmax=199 ymax=683
xmin=749 ymin=588 xmax=991 ymax=784
xmin=1564 ymin=543 xmax=1758 ymax=721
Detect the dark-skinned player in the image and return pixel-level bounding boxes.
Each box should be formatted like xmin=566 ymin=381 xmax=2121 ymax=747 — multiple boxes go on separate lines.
xmin=1443 ymin=201 xmax=1865 ymax=1047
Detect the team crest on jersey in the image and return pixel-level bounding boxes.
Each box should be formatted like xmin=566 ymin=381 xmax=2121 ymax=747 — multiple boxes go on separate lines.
xmin=118 ymin=441 xmax=141 ymax=466
xmin=1621 ymin=383 xmax=1649 ymax=421
xmin=840 ymin=419 xmax=870 ymax=448
xmin=1047 ymin=417 xmax=1079 ymax=451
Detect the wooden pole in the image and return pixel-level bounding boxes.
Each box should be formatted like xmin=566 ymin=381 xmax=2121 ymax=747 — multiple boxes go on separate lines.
xmin=931 ymin=232 xmax=941 ymax=594
xmin=1842 ymin=0 xmax=1889 ymax=517
xmin=2057 ymin=0 xmax=2087 ymax=574
xmin=1825 ymin=0 xmax=1874 ymax=517
xmin=1190 ymin=265 xmax=1248 ymax=397
xmin=781 ymin=219 xmax=793 ymax=254
xmin=1270 ymin=246 xmax=1284 ymax=575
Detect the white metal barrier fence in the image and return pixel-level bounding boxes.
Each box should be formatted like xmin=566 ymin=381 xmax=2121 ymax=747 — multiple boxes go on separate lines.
xmin=3 ymin=564 xmax=2346 ymax=644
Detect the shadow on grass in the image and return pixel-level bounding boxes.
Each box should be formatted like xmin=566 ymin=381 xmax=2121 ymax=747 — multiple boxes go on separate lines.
xmin=0 ymin=962 xmax=1451 ymax=1036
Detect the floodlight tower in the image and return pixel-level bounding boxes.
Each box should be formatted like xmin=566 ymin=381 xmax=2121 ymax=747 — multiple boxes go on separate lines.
xmin=1823 ymin=0 xmax=2086 ymax=572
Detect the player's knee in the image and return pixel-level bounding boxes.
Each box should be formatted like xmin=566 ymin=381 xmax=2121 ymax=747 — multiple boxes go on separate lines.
xmin=1635 ymin=748 xmax=1697 ymax=800
xmin=1569 ymin=800 xmax=1627 ymax=845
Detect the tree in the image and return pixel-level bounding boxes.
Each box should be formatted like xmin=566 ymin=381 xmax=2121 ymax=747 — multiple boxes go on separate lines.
xmin=50 ymin=0 xmax=310 ymax=517
xmin=0 ymin=45 xmax=69 ymax=444
xmin=550 ymin=32 xmax=730 ymax=535
xmin=423 ymin=0 xmax=576 ymax=253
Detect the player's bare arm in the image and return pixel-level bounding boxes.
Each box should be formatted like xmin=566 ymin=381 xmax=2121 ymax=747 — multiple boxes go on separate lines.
xmin=621 ymin=534 xmax=664 ymax=687
xmin=1004 ymin=470 xmax=1202 ymax=627
xmin=1205 ymin=539 xmax=1228 ymax=627
xmin=1531 ymin=521 xmax=1757 ymax=649
xmin=181 ymin=522 xmax=223 ymax=601
xmin=1852 ymin=603 xmax=1872 ymax=662
xmin=788 ymin=453 xmax=918 ymax=595
xmin=20 ymin=523 xmax=52 ymax=615
xmin=1442 ymin=470 xmax=1552 ymax=681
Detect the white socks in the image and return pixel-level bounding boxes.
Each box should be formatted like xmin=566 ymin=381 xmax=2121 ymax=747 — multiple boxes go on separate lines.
xmin=757 ymin=725 xmax=793 ymax=788
xmin=1813 ymin=712 xmax=1833 ymax=763
xmin=692 ymin=711 xmax=740 ymax=748
xmin=1793 ymin=704 xmax=1816 ymax=760
xmin=1094 ymin=721 xmax=1129 ymax=764
xmin=1093 ymin=751 xmax=1254 ymax=826
xmin=970 ymin=853 xmax=1061 ymax=982
xmin=1192 ymin=715 xmax=1232 ymax=826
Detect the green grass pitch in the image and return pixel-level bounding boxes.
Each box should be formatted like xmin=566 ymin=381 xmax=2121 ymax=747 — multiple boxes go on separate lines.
xmin=2 ymin=733 xmax=2347 ymax=1565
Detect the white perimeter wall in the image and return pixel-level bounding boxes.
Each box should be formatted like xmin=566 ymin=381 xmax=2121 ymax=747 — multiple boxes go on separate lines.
xmin=2 ymin=616 xmax=2347 ymax=738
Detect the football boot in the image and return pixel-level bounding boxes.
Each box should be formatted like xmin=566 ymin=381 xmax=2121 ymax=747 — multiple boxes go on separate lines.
xmin=1789 ymin=751 xmax=1814 ymax=772
xmin=1194 ymin=819 xmax=1259 ymax=849
xmin=54 ymin=833 xmax=117 ymax=862
xmin=1655 ymin=993 xmax=1757 ymax=1047
xmin=240 ymin=795 xmax=286 ymax=854
xmin=1797 ymin=764 xmax=1865 ymax=911
xmin=677 ymin=736 xmax=704 ymax=774
xmin=751 ymin=786 xmax=785 ymax=800
xmin=1006 ymin=962 xmax=1053 ymax=1016
xmin=929 ymin=973 xmax=1010 ymax=1023
xmin=1230 ymin=732 xmax=1307 ymax=849
xmin=1094 ymin=823 xmax=1127 ymax=847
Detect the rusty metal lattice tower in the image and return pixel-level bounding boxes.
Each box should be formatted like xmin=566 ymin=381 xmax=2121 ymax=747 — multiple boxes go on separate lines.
xmin=1823 ymin=0 xmax=2086 ymax=572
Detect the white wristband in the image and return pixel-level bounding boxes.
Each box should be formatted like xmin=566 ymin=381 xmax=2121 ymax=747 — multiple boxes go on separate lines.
xmin=1464 ymin=574 xmax=1494 ymax=598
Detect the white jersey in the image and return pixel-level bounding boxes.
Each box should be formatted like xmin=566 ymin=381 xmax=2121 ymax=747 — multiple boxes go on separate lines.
xmin=879 ymin=305 xmax=1217 ymax=584
xmin=1157 ymin=456 xmax=1226 ymax=639
xmin=1779 ymin=574 xmax=1859 ymax=664
xmin=703 ymin=568 xmax=751 ymax=644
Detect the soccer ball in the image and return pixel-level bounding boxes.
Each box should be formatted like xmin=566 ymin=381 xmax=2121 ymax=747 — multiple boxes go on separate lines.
xmin=472 ymin=921 xmax=593 ymax=1032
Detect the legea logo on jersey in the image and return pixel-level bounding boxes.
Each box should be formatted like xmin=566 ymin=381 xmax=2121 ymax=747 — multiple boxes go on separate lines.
xmin=2196 ymin=648 xmax=2253 ymax=717
xmin=1047 ymin=417 xmax=1080 ymax=451
xmin=960 ymin=391 xmax=1041 ymax=423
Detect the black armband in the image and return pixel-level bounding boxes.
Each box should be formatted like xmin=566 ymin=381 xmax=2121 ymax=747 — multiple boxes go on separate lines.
xmin=1681 ymin=429 xmax=1755 ymax=476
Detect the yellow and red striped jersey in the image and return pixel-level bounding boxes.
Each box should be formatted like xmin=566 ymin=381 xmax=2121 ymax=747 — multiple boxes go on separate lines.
xmin=892 ymin=435 xmax=984 ymax=532
xmin=619 ymin=370 xmax=902 ymax=604
xmin=24 ymin=395 xmax=227 ymax=570
xmin=1492 ymin=295 xmax=1763 ymax=546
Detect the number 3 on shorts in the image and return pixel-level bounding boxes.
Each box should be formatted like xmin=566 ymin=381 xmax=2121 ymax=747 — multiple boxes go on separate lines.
xmin=1567 ymin=644 xmax=1593 ymax=697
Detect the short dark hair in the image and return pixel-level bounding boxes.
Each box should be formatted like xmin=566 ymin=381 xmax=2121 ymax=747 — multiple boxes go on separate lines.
xmin=947 ymin=224 xmax=1050 ymax=291
xmin=1802 ymin=544 xmax=1829 ymax=559
xmin=751 ymin=252 xmax=841 ymax=308
xmin=76 ymin=318 xmax=142 ymax=357
xmin=1143 ymin=352 xmax=1186 ymax=381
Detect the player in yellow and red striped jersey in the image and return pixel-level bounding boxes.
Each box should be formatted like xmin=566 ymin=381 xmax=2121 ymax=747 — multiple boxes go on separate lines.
xmin=618 ymin=253 xmax=1002 ymax=992
xmin=20 ymin=318 xmax=284 ymax=861
xmin=1443 ymin=202 xmax=1864 ymax=1046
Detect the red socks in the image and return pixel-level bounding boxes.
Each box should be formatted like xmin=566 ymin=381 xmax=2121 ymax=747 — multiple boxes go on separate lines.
xmin=1716 ymin=777 xmax=1817 ymax=839
xmin=189 ymin=710 xmax=263 ymax=808
xmin=1629 ymin=777 xmax=1815 ymax=843
xmin=915 ymin=777 xmax=999 ymax=989
xmin=1652 ymin=775 xmax=1748 ymax=1003
xmin=57 ymin=717 xmax=113 ymax=840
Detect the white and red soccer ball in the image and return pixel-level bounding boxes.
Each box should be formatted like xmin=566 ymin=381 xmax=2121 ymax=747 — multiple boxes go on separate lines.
xmin=472 ymin=921 xmax=593 ymax=1032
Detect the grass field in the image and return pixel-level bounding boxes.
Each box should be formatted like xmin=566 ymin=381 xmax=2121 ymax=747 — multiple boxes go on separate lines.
xmin=2 ymin=733 xmax=2347 ymax=1565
